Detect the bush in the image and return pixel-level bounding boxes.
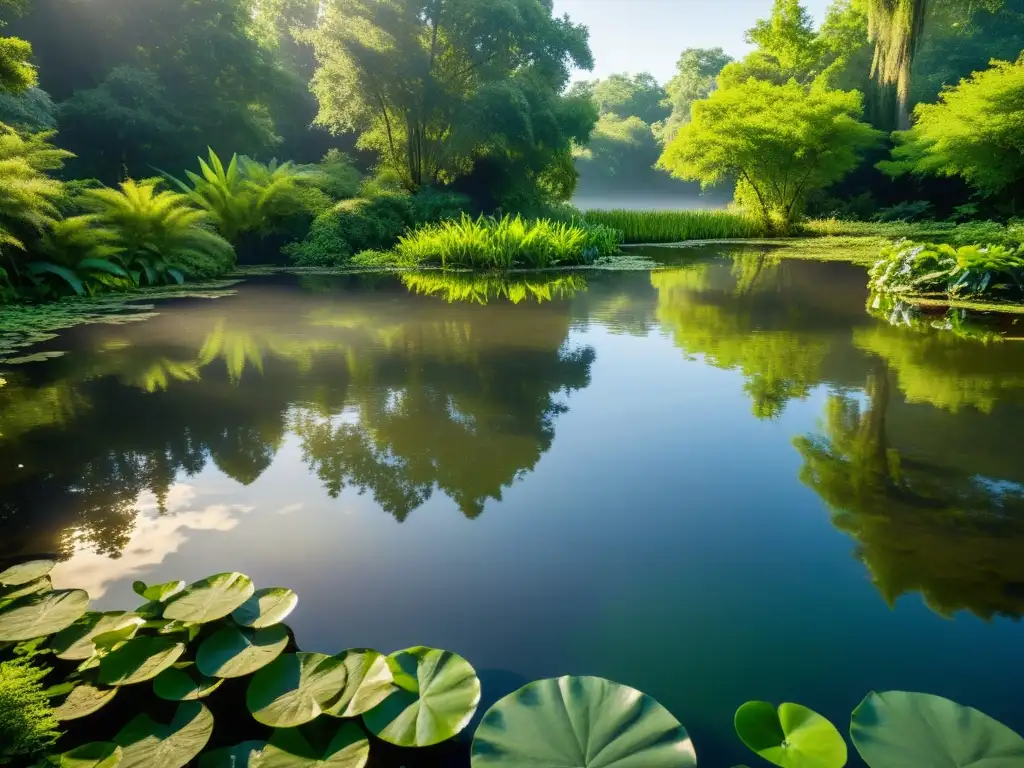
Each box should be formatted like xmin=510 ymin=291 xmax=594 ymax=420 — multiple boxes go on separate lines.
xmin=868 ymin=239 xmax=1024 ymax=300
xmin=394 ymin=214 xmax=622 ymax=269
xmin=284 ymin=190 xmax=470 ymax=266
xmin=583 ymin=209 xmax=766 ymax=244
xmin=0 ymin=657 xmax=60 ymax=764
xmin=871 ymin=200 xmax=933 ymax=223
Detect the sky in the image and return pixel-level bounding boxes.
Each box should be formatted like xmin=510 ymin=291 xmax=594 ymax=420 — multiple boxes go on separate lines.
xmin=552 ymin=0 xmax=834 ymax=83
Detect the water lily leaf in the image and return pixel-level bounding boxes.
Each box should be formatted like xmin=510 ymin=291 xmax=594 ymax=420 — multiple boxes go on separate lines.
xmin=196 ymin=624 xmax=289 ymax=679
xmin=55 ymin=685 xmax=118 ymax=721
xmin=199 ymin=741 xmax=266 ymax=768
xmin=0 ymin=559 xmax=55 ymax=585
xmin=115 ymin=701 xmax=214 ymax=768
xmin=734 ymin=701 xmax=846 ymax=768
xmin=52 ymin=612 xmax=146 ymax=660
xmin=363 ymin=646 xmax=480 ymax=748
xmin=850 ymin=690 xmax=1024 ymax=768
xmin=322 ymin=649 xmax=395 ymax=718
xmin=0 ymin=575 xmax=51 ymax=602
xmin=233 ymin=588 xmax=298 ymax=629
xmin=0 ymin=589 xmax=90 ymax=641
xmin=58 ymin=742 xmax=122 ymax=768
xmin=470 ymin=675 xmax=695 ymax=767
xmin=133 ymin=580 xmax=186 ymax=602
xmin=246 ymin=652 xmax=348 ymax=728
xmin=154 ymin=664 xmax=225 ymax=701
xmin=251 ymin=722 xmax=369 ymax=768
xmin=99 ymin=635 xmax=186 ymax=686
xmin=163 ymin=572 xmax=254 ymax=624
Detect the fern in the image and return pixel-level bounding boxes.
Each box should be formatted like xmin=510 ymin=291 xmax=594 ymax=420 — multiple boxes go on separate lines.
xmin=0 ymin=657 xmax=60 ymax=764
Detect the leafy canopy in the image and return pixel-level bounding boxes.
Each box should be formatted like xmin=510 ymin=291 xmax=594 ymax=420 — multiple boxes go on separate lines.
xmin=656 ymin=47 xmax=732 ymax=142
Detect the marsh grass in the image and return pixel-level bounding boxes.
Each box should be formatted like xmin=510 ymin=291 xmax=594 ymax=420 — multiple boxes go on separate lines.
xmin=584 ymin=209 xmax=767 ymax=243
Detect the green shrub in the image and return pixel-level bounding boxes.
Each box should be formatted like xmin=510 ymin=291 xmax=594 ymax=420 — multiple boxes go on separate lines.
xmin=869 ymin=239 xmax=1024 ymax=299
xmin=583 ymin=209 xmax=767 ymax=244
xmin=871 ymin=200 xmax=933 ymax=222
xmin=303 ymin=149 xmax=361 ymax=201
xmin=394 ymin=214 xmax=622 ymax=269
xmin=0 ymin=657 xmax=60 ymax=764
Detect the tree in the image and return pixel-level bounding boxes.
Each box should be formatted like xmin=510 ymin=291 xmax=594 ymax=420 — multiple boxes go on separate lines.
xmin=570 ymin=72 xmax=669 ymax=125
xmin=659 ymin=79 xmax=883 ymax=230
xmin=719 ymin=0 xmax=821 ymax=88
xmin=656 ymin=47 xmax=732 ymax=143
xmin=879 ymin=57 xmax=1024 ymax=203
xmin=574 ymin=114 xmax=661 ymax=182
xmin=0 ymin=0 xmax=33 ymax=93
xmin=307 ymin=0 xmax=595 ymax=194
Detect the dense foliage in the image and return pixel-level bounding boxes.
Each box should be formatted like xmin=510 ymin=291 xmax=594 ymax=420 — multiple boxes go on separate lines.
xmin=868 ymin=239 xmax=1024 ymax=300
xmin=584 ymin=209 xmax=766 ymax=243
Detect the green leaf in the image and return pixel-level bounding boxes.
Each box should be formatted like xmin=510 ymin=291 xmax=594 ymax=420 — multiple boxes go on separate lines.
xmin=196 ymin=624 xmax=289 ymax=679
xmin=251 ymin=722 xmax=369 ymax=768
xmin=27 ymin=262 xmax=85 ymax=295
xmin=0 ymin=559 xmax=56 ymax=585
xmin=0 ymin=589 xmax=90 ymax=641
xmin=154 ymin=665 xmax=225 ymax=701
xmin=232 ymin=588 xmax=298 ymax=629
xmin=246 ymin=652 xmax=348 ymax=728
xmin=363 ymin=646 xmax=480 ymax=748
xmin=0 ymin=575 xmax=52 ymax=602
xmin=850 ymin=690 xmax=1024 ymax=768
xmin=54 ymin=685 xmax=118 ymax=721
xmin=198 ymin=741 xmax=266 ymax=768
xmin=115 ymin=701 xmax=214 ymax=768
xmin=59 ymin=742 xmax=123 ymax=768
xmin=470 ymin=675 xmax=695 ymax=767
xmin=321 ymin=649 xmax=395 ymax=718
xmin=51 ymin=612 xmax=146 ymax=660
xmin=133 ymin=580 xmax=186 ymax=602
xmin=98 ymin=635 xmax=186 ymax=686
xmin=162 ymin=572 xmax=254 ymax=624
xmin=734 ymin=701 xmax=846 ymax=768
xmin=79 ymin=258 xmax=130 ymax=278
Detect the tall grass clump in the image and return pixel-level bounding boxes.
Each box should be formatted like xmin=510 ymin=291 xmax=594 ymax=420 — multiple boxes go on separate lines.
xmin=584 ymin=209 xmax=767 ymax=244
xmin=394 ymin=214 xmax=621 ymax=268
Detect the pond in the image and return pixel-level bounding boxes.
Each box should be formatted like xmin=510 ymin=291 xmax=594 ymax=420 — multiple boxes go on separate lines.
xmin=3 ymin=247 xmax=1024 ymax=766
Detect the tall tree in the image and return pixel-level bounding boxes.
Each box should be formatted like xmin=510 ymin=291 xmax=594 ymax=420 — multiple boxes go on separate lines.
xmin=0 ymin=0 xmax=33 ymax=93
xmin=656 ymin=47 xmax=732 ymax=143
xmin=569 ymin=72 xmax=669 ymax=125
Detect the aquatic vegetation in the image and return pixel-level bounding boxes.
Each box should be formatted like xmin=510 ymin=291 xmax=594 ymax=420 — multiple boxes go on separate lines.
xmin=1 ymin=562 xmax=1021 ymax=767
xmin=394 ymin=214 xmax=622 ymax=269
xmin=584 ymin=209 xmax=766 ymax=244
xmin=868 ymin=239 xmax=1024 ymax=301
xmin=867 ymin=293 xmax=1011 ymax=343
xmin=401 ymin=272 xmax=588 ymax=305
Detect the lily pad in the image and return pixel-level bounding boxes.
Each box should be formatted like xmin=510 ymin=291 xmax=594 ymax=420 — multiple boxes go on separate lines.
xmin=163 ymin=572 xmax=254 ymax=624
xmin=55 ymin=685 xmax=118 ymax=721
xmin=52 ymin=612 xmax=146 ymax=660
xmin=363 ymin=646 xmax=480 ymax=748
xmin=0 ymin=575 xmax=52 ymax=602
xmin=850 ymin=690 xmax=1024 ymax=767
xmin=99 ymin=636 xmax=186 ymax=686
xmin=196 ymin=624 xmax=289 ymax=679
xmin=734 ymin=701 xmax=846 ymax=768
xmin=199 ymin=741 xmax=266 ymax=768
xmin=154 ymin=665 xmax=225 ymax=701
xmin=0 ymin=589 xmax=90 ymax=641
xmin=133 ymin=580 xmax=186 ymax=602
xmin=115 ymin=701 xmax=214 ymax=768
xmin=233 ymin=588 xmax=298 ymax=629
xmin=322 ymin=649 xmax=395 ymax=718
xmin=246 ymin=652 xmax=349 ymax=728
xmin=251 ymin=722 xmax=370 ymax=768
xmin=470 ymin=675 xmax=695 ymax=767
xmin=0 ymin=559 xmax=55 ymax=586
xmin=58 ymin=742 xmax=123 ymax=768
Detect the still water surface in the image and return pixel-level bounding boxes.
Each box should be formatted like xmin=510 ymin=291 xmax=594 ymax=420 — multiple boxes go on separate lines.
xmin=3 ymin=248 xmax=1024 ymax=764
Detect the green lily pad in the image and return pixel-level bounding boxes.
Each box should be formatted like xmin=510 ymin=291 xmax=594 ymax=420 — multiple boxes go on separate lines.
xmin=322 ymin=649 xmax=395 ymax=718
xmin=251 ymin=722 xmax=370 ymax=768
xmin=55 ymin=685 xmax=118 ymax=721
xmin=850 ymin=690 xmax=1024 ymax=767
xmin=196 ymin=624 xmax=289 ymax=679
xmin=0 ymin=559 xmax=55 ymax=586
xmin=363 ymin=646 xmax=480 ymax=748
xmin=132 ymin=580 xmax=186 ymax=602
xmin=233 ymin=588 xmax=298 ymax=629
xmin=99 ymin=635 xmax=186 ymax=686
xmin=470 ymin=675 xmax=695 ymax=767
xmin=154 ymin=664 xmax=225 ymax=701
xmin=163 ymin=572 xmax=254 ymax=624
xmin=0 ymin=589 xmax=90 ymax=641
xmin=115 ymin=701 xmax=214 ymax=768
xmin=734 ymin=701 xmax=846 ymax=768
xmin=58 ymin=742 xmax=123 ymax=768
xmin=198 ymin=741 xmax=266 ymax=768
xmin=0 ymin=575 xmax=51 ymax=602
xmin=52 ymin=612 xmax=146 ymax=660
xmin=246 ymin=652 xmax=349 ymax=728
